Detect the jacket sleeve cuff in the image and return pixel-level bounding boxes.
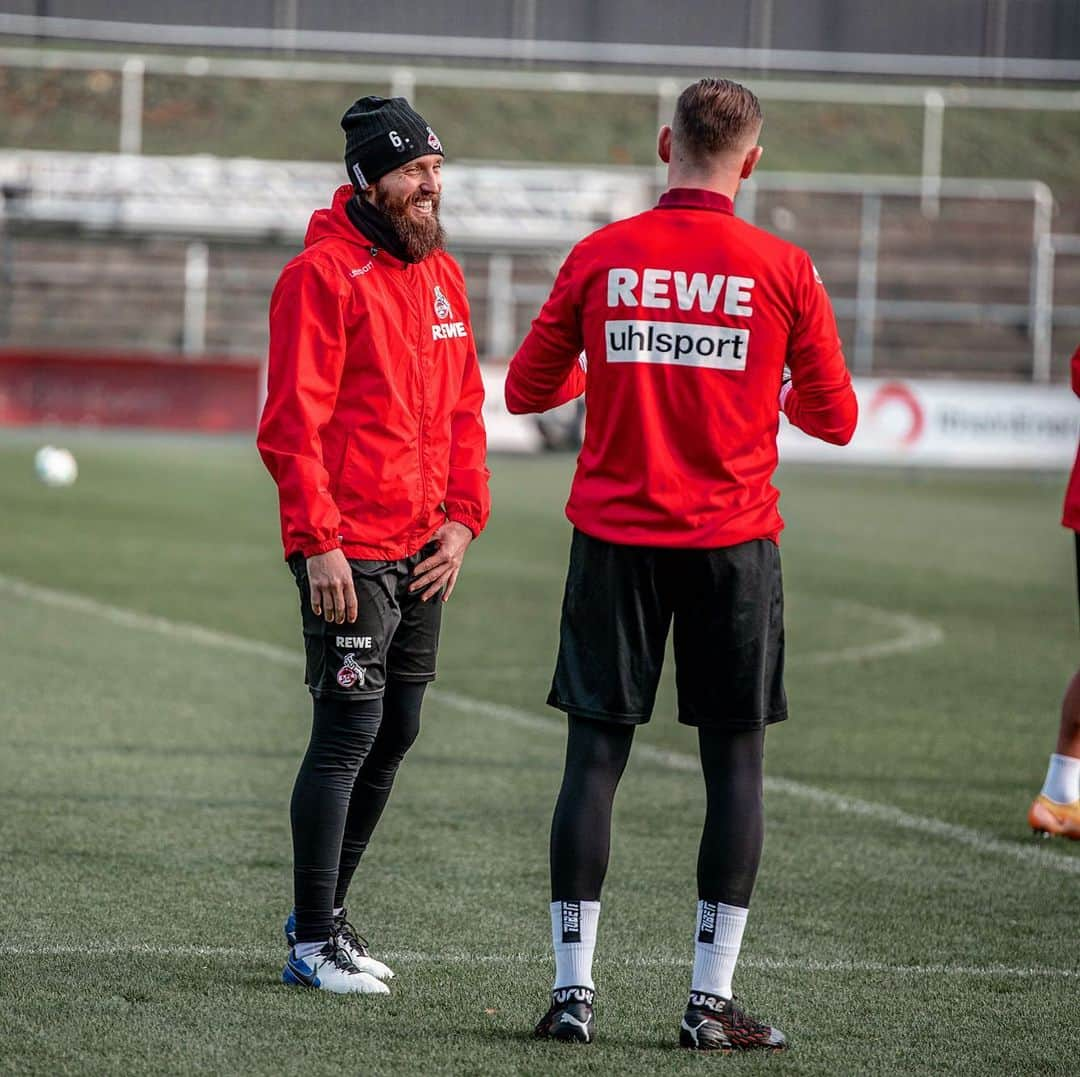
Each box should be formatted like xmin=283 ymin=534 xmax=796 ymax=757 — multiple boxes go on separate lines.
xmin=298 ymin=537 xmax=342 ymax=558
xmin=446 ymin=510 xmax=484 ymax=539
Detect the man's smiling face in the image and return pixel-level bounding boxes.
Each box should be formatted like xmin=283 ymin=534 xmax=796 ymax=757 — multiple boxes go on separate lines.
xmin=368 ymin=153 xmax=445 ymax=261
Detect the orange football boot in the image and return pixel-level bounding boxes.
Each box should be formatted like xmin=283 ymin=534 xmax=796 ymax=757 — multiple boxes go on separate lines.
xmin=1028 ymin=794 xmax=1080 ymax=840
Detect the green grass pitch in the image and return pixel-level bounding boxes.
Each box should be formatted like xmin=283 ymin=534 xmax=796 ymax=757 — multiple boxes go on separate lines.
xmin=0 ymin=432 xmax=1077 ymax=1076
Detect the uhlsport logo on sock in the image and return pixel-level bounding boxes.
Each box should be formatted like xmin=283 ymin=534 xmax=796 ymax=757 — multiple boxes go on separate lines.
xmin=561 ymin=901 xmax=581 ymax=943
xmin=698 ymin=900 xmax=718 ymax=944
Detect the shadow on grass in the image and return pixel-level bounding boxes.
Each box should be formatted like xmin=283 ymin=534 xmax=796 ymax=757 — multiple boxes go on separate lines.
xmin=485 ymin=1025 xmax=676 ymax=1054
xmin=0 ymin=789 xmax=278 ymax=809
xmin=1 ymin=738 xmax=297 ymax=761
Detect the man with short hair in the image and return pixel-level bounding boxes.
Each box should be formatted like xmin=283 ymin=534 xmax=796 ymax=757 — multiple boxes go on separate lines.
xmin=259 ymin=96 xmax=490 ymax=994
xmin=506 ymin=77 xmax=857 ymax=1049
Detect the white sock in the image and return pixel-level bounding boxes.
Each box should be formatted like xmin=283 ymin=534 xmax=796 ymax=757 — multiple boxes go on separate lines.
xmin=551 ymin=900 xmax=600 ymax=990
xmin=691 ymin=900 xmax=748 ymax=1000
xmin=333 ymin=906 xmax=345 ymax=918
xmin=1041 ymin=753 xmax=1080 ymax=804
xmin=294 ymin=939 xmax=329 ymax=962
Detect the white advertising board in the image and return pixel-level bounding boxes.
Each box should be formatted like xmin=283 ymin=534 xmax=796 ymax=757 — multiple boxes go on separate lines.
xmin=482 ymin=366 xmax=1078 ymax=469
xmin=780 ymin=378 xmax=1077 ymax=469
xmin=480 ymin=365 xmax=545 ymax=453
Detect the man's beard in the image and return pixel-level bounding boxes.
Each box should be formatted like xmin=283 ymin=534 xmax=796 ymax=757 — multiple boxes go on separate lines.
xmin=371 ymin=185 xmax=445 ymax=262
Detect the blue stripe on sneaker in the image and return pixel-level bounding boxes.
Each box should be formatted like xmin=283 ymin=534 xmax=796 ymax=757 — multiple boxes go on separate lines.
xmin=283 ymin=954 xmax=320 ymax=989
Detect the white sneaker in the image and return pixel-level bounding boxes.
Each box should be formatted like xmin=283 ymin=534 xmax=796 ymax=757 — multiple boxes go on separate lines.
xmin=281 ymin=940 xmax=389 ymax=994
xmin=284 ymin=908 xmax=395 ymax=982
xmin=334 ymin=914 xmax=395 ymax=982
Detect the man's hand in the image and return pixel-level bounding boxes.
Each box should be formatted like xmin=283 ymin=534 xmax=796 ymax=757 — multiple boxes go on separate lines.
xmin=779 ymin=367 xmax=794 ymax=410
xmin=409 ymin=521 xmax=473 ymax=603
xmin=306 ymin=548 xmax=358 ymax=624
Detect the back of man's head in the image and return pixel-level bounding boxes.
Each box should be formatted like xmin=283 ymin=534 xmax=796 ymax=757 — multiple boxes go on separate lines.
xmin=672 ymin=78 xmax=762 ymax=167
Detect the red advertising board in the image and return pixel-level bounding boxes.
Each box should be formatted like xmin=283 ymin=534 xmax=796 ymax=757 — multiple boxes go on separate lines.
xmin=0 ymin=351 xmax=263 ymax=432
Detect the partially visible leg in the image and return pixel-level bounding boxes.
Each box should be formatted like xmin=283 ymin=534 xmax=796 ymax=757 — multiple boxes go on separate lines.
xmin=692 ymin=726 xmax=765 ymax=1000
xmin=548 ymin=716 xmax=634 ymax=992
xmin=333 ymin=539 xmax=440 ymax=904
xmin=281 ymin=557 xmax=395 ymax=993
xmin=550 ymin=715 xmax=636 ymax=903
xmin=1052 ymin=530 xmax=1080 ymax=772
xmin=535 ymin=716 xmax=635 ymax=1044
xmin=1030 ymin=671 xmax=1080 ymax=838
xmin=289 ymin=696 xmax=382 ymax=946
xmin=680 ymin=725 xmax=784 ymax=1051
xmin=334 ymin=678 xmax=426 ymax=908
xmin=1054 ymin=669 xmax=1080 ymax=760
xmin=1028 ymin=532 xmax=1080 ymax=838
xmin=285 ymin=697 xmax=390 ymax=995
xmin=672 ymin=540 xmax=786 ymax=1051
xmin=537 ymin=530 xmax=665 ymax=1043
xmin=697 ymin=726 xmax=766 ymax=906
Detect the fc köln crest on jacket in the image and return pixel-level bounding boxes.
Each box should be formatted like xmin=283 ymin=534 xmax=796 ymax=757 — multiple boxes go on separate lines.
xmin=433 ymin=285 xmax=453 ymax=320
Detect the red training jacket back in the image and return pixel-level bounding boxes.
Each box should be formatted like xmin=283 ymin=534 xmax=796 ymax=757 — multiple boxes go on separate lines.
xmin=506 ymin=188 xmax=856 ymax=548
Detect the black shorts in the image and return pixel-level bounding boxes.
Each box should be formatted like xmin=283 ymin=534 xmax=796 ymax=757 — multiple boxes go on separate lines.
xmin=290 ymin=544 xmax=442 ymax=700
xmin=548 ymin=529 xmax=787 ymax=730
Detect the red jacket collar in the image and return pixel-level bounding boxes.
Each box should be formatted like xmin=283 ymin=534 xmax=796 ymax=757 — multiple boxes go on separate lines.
xmin=304 ymin=185 xmax=411 ymax=269
xmin=656 ymin=188 xmax=735 ymax=215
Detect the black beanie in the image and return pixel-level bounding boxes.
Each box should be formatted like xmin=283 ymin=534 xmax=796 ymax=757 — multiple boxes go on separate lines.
xmin=341 ymin=96 xmax=444 ymax=190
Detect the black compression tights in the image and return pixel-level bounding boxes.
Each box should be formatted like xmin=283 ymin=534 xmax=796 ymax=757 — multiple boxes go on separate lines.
xmin=289 ymin=679 xmax=425 ymax=943
xmin=550 ymin=715 xmax=765 ymax=907
xmin=696 ymin=724 xmax=765 ymax=906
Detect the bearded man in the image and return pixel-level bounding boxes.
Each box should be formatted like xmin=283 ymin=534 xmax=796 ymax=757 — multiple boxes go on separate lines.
xmin=258 ymin=96 xmax=490 ymax=993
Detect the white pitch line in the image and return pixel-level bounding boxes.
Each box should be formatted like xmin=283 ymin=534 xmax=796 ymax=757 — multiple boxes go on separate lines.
xmin=432 ymin=690 xmax=1080 ymax=878
xmin=0 ymin=944 xmax=1076 ymax=981
xmin=788 ymin=599 xmax=945 ymax=666
xmin=1 ymin=574 xmax=1075 ymax=878
xmin=0 ymin=573 xmax=302 ymax=667
xmin=441 ymin=599 xmax=945 ymax=678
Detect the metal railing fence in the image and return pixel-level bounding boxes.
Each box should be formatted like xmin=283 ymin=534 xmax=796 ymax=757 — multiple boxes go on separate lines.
xmin=2 ymin=45 xmax=1080 ymax=208
xmin=0 ymin=149 xmax=1073 ymax=380
xmin=737 ymin=174 xmax=1057 ymax=380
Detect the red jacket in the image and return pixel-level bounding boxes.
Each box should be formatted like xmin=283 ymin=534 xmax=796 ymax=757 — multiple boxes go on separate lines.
xmin=505 ymin=187 xmax=857 ymax=548
xmin=258 ymin=185 xmax=490 ymax=560
xmin=1063 ymin=345 xmax=1080 ymax=531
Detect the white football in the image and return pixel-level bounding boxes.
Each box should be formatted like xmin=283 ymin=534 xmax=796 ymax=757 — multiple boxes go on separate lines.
xmin=34 ymin=445 xmax=78 ymax=487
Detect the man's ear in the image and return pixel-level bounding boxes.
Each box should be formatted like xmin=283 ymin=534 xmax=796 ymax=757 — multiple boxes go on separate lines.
xmin=657 ymin=125 xmax=672 ymax=165
xmin=740 ymin=145 xmax=763 ymax=180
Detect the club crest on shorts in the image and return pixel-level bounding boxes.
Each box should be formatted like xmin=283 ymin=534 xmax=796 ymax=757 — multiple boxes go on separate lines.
xmin=336 ymin=653 xmax=366 ymax=689
xmin=433 ymin=285 xmax=452 ymax=320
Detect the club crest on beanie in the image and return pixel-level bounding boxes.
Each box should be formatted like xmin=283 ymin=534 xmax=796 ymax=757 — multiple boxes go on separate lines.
xmin=341 ymin=96 xmax=444 ymax=190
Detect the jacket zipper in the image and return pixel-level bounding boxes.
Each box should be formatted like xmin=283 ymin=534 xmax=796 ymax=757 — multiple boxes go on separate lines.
xmin=411 ymin=265 xmax=430 ymax=535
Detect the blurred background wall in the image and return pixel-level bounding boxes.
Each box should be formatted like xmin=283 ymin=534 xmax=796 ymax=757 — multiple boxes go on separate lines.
xmin=2 ymin=0 xmax=1078 ymax=60
xmin=0 ymin=1 xmax=1076 ymax=459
